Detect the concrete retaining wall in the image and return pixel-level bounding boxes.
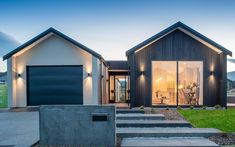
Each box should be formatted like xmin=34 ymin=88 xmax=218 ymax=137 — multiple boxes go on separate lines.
xmin=39 ymin=105 xmax=116 ymax=146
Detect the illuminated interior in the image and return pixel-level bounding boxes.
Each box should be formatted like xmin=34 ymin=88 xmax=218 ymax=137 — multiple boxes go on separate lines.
xmin=152 ymin=61 xmax=203 ymax=106
xmin=109 ymin=75 xmax=130 ymax=103
xmin=178 ymin=61 xmax=203 ymax=105
xmin=152 ymin=61 xmax=177 ymax=105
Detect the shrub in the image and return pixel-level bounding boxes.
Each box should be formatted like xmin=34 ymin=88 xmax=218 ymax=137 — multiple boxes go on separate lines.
xmin=214 ymin=105 xmax=221 ymax=109
xmin=189 ymin=105 xmax=194 ymax=110
xmin=140 ymin=105 xmax=144 ymax=110
xmin=202 ymin=106 xmax=207 ymax=110
xmin=177 ymin=106 xmax=182 ymax=110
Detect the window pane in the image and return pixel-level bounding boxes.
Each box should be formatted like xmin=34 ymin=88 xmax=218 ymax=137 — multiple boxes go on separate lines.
xmin=152 ymin=61 xmax=177 ymax=105
xmin=178 ymin=61 xmax=203 ymax=105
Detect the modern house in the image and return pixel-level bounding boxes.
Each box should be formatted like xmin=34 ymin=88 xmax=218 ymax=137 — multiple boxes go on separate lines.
xmin=3 ymin=22 xmax=232 ymax=108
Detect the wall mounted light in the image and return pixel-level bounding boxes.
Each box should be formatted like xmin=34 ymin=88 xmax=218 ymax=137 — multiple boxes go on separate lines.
xmin=87 ymin=73 xmax=92 ymax=77
xmin=140 ymin=71 xmax=145 ymax=76
xmin=17 ymin=73 xmax=21 ymax=78
xmin=210 ymin=71 xmax=214 ymax=76
xmin=101 ymin=75 xmax=104 ymax=78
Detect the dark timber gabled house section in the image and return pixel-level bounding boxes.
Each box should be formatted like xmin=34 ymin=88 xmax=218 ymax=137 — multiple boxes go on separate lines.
xmin=126 ymin=22 xmax=232 ymax=107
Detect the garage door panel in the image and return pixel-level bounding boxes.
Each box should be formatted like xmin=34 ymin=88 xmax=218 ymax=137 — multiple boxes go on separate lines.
xmin=29 ymin=96 xmax=82 ymax=105
xmin=28 ymin=76 xmax=82 ymax=86
xmin=28 ymin=67 xmax=82 ymax=76
xmin=27 ymin=66 xmax=83 ymax=105
xmin=29 ymin=86 xmax=83 ymax=96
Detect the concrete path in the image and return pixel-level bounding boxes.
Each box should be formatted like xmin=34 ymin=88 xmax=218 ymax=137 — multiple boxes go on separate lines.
xmin=0 ymin=112 xmax=39 ymax=146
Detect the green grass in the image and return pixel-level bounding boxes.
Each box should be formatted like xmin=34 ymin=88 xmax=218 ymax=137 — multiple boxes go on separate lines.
xmin=0 ymin=85 xmax=7 ymax=108
xmin=179 ymin=108 xmax=235 ymax=133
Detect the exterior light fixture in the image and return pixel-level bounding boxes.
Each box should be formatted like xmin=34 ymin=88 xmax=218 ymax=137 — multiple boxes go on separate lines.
xmin=101 ymin=75 xmax=104 ymax=78
xmin=140 ymin=71 xmax=144 ymax=75
xmin=17 ymin=73 xmax=21 ymax=78
xmin=87 ymin=73 xmax=92 ymax=77
xmin=210 ymin=71 xmax=214 ymax=76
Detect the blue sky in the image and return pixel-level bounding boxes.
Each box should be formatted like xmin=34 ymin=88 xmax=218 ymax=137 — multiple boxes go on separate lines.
xmin=0 ymin=0 xmax=235 ymax=71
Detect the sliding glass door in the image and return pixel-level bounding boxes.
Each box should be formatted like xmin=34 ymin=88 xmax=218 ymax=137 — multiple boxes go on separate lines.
xmin=152 ymin=61 xmax=203 ymax=106
xmin=178 ymin=61 xmax=203 ymax=105
xmin=152 ymin=61 xmax=177 ymax=105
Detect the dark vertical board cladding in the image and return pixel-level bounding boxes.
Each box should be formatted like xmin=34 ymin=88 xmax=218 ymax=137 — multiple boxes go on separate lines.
xmin=27 ymin=66 xmax=83 ymax=106
xmin=128 ymin=29 xmax=225 ymax=107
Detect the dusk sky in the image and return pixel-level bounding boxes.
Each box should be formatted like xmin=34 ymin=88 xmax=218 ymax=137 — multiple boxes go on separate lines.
xmin=0 ymin=0 xmax=235 ymax=71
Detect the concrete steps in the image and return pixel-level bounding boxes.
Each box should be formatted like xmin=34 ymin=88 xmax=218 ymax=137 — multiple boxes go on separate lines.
xmin=116 ymin=120 xmax=191 ymax=127
xmin=121 ymin=137 xmax=219 ymax=147
xmin=116 ymin=109 xmax=145 ymax=114
xmin=116 ymin=110 xmax=220 ymax=146
xmin=117 ymin=127 xmax=221 ymax=138
xmin=116 ymin=114 xmax=165 ymax=120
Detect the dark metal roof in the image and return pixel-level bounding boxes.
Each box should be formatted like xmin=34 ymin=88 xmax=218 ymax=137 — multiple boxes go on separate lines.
xmin=126 ymin=21 xmax=232 ymax=56
xmin=106 ymin=60 xmax=129 ymax=70
xmin=3 ymin=27 xmax=104 ymax=61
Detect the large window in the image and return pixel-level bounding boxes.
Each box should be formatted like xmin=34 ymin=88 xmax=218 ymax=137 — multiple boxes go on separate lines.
xmin=152 ymin=61 xmax=203 ymax=106
xmin=152 ymin=61 xmax=177 ymax=105
xmin=178 ymin=61 xmax=203 ymax=105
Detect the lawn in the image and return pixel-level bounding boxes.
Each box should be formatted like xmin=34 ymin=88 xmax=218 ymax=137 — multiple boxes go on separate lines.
xmin=179 ymin=108 xmax=235 ymax=133
xmin=0 ymin=84 xmax=7 ymax=108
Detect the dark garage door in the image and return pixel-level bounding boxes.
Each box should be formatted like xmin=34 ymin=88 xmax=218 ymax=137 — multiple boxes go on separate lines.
xmin=27 ymin=66 xmax=83 ymax=106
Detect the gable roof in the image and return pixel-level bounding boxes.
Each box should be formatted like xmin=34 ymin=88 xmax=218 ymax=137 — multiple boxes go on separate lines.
xmin=126 ymin=21 xmax=232 ymax=56
xmin=3 ymin=27 xmax=104 ymax=61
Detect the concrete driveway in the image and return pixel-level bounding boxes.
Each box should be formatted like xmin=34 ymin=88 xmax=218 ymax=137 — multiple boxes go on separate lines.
xmin=0 ymin=111 xmax=39 ymax=146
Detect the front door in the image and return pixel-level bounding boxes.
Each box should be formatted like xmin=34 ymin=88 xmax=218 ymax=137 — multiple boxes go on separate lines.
xmin=109 ymin=73 xmax=130 ymax=103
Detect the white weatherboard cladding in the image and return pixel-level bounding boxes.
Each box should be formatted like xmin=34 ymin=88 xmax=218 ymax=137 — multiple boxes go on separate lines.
xmin=7 ymin=34 xmax=100 ymax=107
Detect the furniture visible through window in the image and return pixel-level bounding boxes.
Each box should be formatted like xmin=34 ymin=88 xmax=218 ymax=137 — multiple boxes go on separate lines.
xmin=152 ymin=61 xmax=203 ymax=106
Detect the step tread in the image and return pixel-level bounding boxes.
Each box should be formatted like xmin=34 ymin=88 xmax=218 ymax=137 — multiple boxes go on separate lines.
xmin=117 ymin=127 xmax=221 ymax=134
xmin=116 ymin=114 xmax=165 ymax=117
xmin=117 ymin=127 xmax=221 ymax=137
xmin=121 ymin=137 xmax=219 ymax=147
xmin=117 ymin=120 xmax=189 ymax=124
xmin=117 ymin=109 xmax=145 ymax=114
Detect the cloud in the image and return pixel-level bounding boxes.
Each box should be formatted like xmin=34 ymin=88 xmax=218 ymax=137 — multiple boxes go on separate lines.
xmin=0 ymin=32 xmax=20 ymax=72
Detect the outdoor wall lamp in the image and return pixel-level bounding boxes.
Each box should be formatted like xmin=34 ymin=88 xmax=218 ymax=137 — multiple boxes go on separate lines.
xmin=210 ymin=71 xmax=214 ymax=76
xmin=101 ymin=75 xmax=104 ymax=78
xmin=140 ymin=71 xmax=145 ymax=76
xmin=17 ymin=73 xmax=21 ymax=78
xmin=87 ymin=73 xmax=92 ymax=77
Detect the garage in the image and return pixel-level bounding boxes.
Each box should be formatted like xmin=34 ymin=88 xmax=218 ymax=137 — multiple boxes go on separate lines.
xmin=27 ymin=66 xmax=83 ymax=106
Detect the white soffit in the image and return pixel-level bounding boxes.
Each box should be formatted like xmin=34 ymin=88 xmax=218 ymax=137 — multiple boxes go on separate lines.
xmin=134 ymin=27 xmax=222 ymax=54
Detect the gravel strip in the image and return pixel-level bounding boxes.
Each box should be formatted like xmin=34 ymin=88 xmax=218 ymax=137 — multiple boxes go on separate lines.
xmin=144 ymin=108 xmax=185 ymax=120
